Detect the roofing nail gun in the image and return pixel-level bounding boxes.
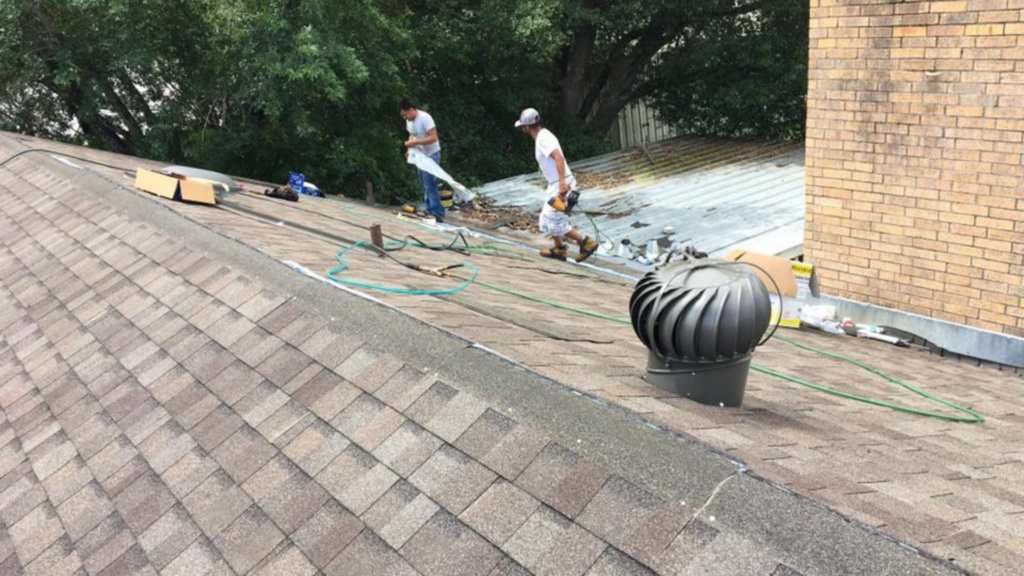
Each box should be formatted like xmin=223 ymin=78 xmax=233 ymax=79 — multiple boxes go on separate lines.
xmin=547 ymin=190 xmax=580 ymax=214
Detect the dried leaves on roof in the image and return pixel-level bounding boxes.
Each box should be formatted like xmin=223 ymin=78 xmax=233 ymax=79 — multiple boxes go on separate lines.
xmin=458 ymin=197 xmax=540 ymax=233
xmin=575 ymin=170 xmax=634 ymax=189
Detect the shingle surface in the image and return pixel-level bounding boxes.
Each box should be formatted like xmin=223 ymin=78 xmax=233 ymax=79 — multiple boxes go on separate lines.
xmin=0 ymin=134 xmax=995 ymax=576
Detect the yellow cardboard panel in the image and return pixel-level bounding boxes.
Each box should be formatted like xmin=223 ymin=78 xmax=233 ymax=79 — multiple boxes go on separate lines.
xmin=723 ymin=249 xmax=799 ymax=298
xmin=178 ymin=179 xmax=216 ymax=205
xmin=134 ymin=168 xmax=179 ymax=199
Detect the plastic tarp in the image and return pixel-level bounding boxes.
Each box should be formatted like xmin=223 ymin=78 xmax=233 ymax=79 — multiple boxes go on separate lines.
xmin=407 ymin=149 xmax=476 ymax=203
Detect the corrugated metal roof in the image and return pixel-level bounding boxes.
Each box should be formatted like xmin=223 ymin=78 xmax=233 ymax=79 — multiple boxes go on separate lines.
xmin=475 ymin=137 xmax=805 ymax=259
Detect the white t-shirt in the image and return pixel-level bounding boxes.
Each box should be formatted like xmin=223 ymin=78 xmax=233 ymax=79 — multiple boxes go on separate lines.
xmin=535 ymin=128 xmax=574 ymax=191
xmin=406 ymin=111 xmax=441 ymax=156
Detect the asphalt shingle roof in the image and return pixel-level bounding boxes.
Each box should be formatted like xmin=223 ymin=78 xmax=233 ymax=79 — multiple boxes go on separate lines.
xmin=0 ymin=132 xmax=1011 ymax=575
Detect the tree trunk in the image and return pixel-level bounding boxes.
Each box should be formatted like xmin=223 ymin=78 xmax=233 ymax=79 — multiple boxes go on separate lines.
xmin=588 ymin=64 xmax=643 ymax=131
xmin=80 ymin=118 xmax=132 ymax=154
xmin=30 ymin=0 xmax=133 ymax=153
xmin=42 ymin=79 xmax=130 ymax=153
xmin=560 ymin=1 xmax=769 ymax=130
xmin=560 ymin=0 xmax=598 ymax=119
xmin=29 ymin=1 xmax=63 ymax=44
xmin=578 ymin=28 xmax=670 ymax=132
xmin=100 ymin=81 xmax=144 ymax=144
xmin=118 ymin=73 xmax=157 ymax=125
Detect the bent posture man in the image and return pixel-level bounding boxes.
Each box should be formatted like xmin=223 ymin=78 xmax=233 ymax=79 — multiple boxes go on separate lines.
xmin=515 ymin=108 xmax=597 ymax=262
xmin=400 ymin=100 xmax=444 ymax=221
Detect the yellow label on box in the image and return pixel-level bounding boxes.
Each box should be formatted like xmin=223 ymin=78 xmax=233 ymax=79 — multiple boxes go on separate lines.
xmin=791 ymin=262 xmax=814 ymax=277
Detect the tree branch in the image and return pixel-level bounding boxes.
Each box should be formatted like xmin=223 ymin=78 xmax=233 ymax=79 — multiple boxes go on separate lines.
xmin=117 ymin=73 xmax=157 ymax=125
xmin=571 ymin=0 xmax=769 ymax=129
xmin=100 ymin=80 xmax=144 ymax=143
xmin=30 ymin=3 xmax=131 ymax=153
xmin=708 ymin=0 xmax=768 ymax=20
xmin=28 ymin=1 xmax=63 ymax=45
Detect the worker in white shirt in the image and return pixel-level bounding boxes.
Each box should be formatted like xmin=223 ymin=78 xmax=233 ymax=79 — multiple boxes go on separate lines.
xmin=400 ymin=100 xmax=445 ymax=222
xmin=515 ymin=108 xmax=598 ymax=262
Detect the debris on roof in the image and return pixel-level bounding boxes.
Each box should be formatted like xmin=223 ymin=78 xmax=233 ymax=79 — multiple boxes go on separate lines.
xmin=475 ymin=137 xmax=806 ymax=259
xmin=3 ymin=132 xmax=1022 ymax=576
xmin=456 ymin=196 xmax=539 ymax=233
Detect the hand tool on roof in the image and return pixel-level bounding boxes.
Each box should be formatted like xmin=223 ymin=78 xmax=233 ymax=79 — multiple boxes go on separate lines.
xmin=546 ymin=190 xmax=579 ymax=214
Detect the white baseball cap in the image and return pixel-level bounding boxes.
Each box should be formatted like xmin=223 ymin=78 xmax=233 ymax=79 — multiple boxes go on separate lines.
xmin=514 ymin=108 xmax=540 ymax=128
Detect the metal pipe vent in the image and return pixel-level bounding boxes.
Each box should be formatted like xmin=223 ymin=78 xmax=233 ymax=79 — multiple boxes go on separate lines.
xmin=629 ymin=259 xmax=773 ymax=406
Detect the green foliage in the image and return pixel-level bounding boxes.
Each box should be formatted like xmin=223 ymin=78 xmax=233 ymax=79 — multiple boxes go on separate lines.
xmin=1 ymin=0 xmax=421 ymax=201
xmin=181 ymin=0 xmax=419 ymax=201
xmin=0 ymin=0 xmax=809 ymax=204
xmin=638 ymin=0 xmax=809 ymax=140
xmin=391 ymin=0 xmax=599 ymax=192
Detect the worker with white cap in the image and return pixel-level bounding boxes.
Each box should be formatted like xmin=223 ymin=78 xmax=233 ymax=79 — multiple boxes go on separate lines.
xmin=515 ymin=108 xmax=598 ymax=262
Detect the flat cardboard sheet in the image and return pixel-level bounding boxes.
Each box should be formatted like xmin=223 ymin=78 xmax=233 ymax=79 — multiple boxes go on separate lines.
xmin=134 ymin=168 xmax=216 ymax=205
xmin=134 ymin=168 xmax=179 ymax=200
xmin=724 ymin=249 xmax=816 ymax=328
xmin=723 ymin=249 xmax=799 ymax=298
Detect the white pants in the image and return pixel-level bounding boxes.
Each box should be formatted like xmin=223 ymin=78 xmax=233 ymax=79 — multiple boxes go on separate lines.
xmin=539 ymin=207 xmax=572 ymax=237
xmin=538 ymin=181 xmax=575 ymax=237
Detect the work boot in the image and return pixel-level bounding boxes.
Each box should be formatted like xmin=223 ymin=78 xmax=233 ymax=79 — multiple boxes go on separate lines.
xmin=540 ymin=246 xmax=568 ymax=260
xmin=576 ymin=236 xmax=599 ymax=262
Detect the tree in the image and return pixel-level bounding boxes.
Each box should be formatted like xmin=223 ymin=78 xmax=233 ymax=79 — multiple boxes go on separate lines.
xmin=556 ymin=0 xmax=778 ymax=131
xmin=389 ymin=0 xmax=593 ymax=187
xmin=0 ymin=0 xmax=810 ymax=202
xmin=1 ymin=0 xmax=419 ymax=200
xmin=0 ymin=0 xmax=186 ymax=154
xmin=638 ymin=0 xmax=809 ymax=139
xmin=178 ymin=0 xmax=417 ymax=198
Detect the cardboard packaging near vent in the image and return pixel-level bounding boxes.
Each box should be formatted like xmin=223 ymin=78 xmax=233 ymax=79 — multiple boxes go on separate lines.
xmin=724 ymin=249 xmax=817 ymax=329
xmin=134 ymin=168 xmax=217 ymax=205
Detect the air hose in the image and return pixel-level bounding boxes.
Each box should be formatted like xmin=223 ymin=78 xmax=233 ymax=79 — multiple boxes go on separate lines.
xmin=467 ymin=280 xmax=981 ymax=422
xmin=585 ymin=212 xmax=616 ymax=247
xmin=327 ymin=240 xmax=478 ymax=296
xmin=5 ymin=138 xmax=979 ymax=421
xmin=324 ymin=202 xmax=982 ymax=422
xmin=465 ymin=287 xmax=982 ymax=422
xmin=755 ymin=335 xmax=984 ymax=423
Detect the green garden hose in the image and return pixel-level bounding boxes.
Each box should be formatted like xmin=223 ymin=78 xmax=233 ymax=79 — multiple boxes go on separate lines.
xmin=457 ymin=274 xmax=981 ymax=422
xmin=328 ymin=240 xmax=478 ymax=296
xmin=459 ymin=286 xmax=982 ymax=422
xmin=754 ymin=336 xmax=984 ymax=423
xmin=324 ymin=205 xmax=982 ymax=422
xmin=460 ymin=290 xmax=982 ymax=422
xmin=470 ymin=279 xmax=638 ymax=325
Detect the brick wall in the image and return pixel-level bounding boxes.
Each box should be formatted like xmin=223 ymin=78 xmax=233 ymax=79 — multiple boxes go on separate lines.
xmin=805 ymin=0 xmax=1024 ymax=336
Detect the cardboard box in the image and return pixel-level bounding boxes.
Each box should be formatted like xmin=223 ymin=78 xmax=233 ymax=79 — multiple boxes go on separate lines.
xmin=723 ymin=250 xmax=817 ymax=329
xmin=134 ymin=168 xmax=216 ymax=205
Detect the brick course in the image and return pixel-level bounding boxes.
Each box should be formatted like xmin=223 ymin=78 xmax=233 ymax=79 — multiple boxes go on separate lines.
xmin=806 ymin=0 xmax=1024 ymax=336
